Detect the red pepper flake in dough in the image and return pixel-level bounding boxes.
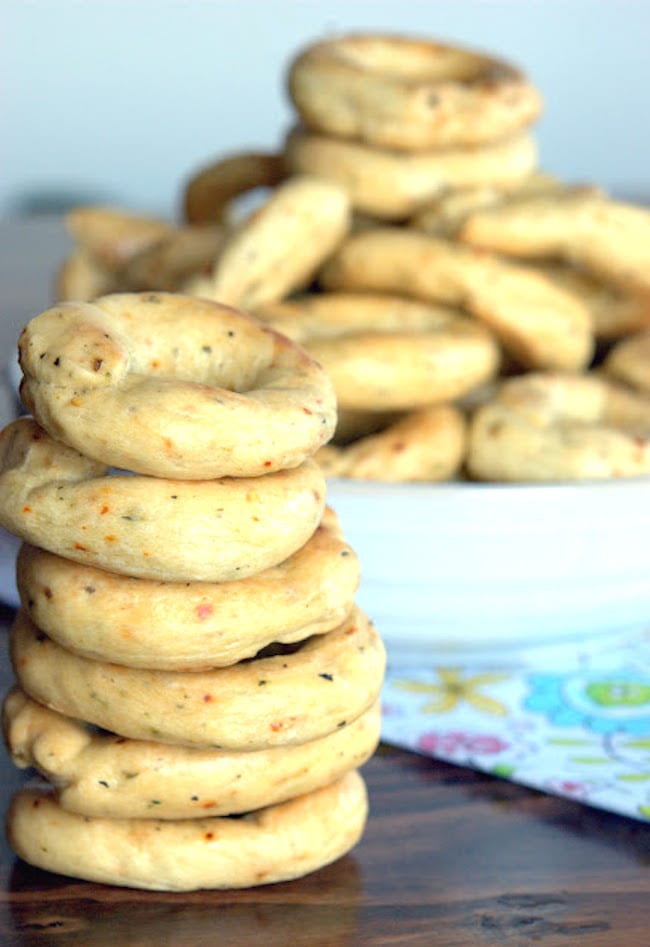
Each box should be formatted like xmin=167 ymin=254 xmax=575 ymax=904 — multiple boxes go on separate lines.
xmin=196 ymin=603 xmax=213 ymax=620
xmin=202 ymin=694 xmax=214 ymax=703
xmin=203 ymin=832 xmax=214 ymax=841
xmin=100 ymin=505 xmax=110 ymax=515
xmin=303 ymin=407 xmax=313 ymax=415
xmin=270 ymin=720 xmax=284 ymax=732
xmin=21 ymin=506 xmax=31 ymax=513
xmin=74 ymin=543 xmax=88 ymax=551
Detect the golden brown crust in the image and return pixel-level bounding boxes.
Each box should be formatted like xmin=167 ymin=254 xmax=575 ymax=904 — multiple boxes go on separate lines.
xmin=18 ymin=293 xmax=336 ymax=479
xmin=283 ymin=126 xmax=538 ymax=220
xmin=317 ymin=405 xmax=467 ymax=481
xmin=602 ymin=330 xmax=650 ymax=395
xmin=11 ymin=606 xmax=385 ymax=750
xmin=459 ymin=191 xmax=650 ymax=296
xmin=467 ymin=372 xmax=650 ymax=481
xmin=183 ymin=151 xmax=286 ymax=225
xmin=287 ymin=34 xmax=542 ymax=151
xmin=256 ymin=292 xmax=500 ymax=410
xmin=64 ymin=207 xmax=173 ymax=271
xmin=202 ymin=175 xmax=351 ymax=309
xmin=319 ymin=228 xmax=594 ymax=371
xmin=0 ymin=418 xmax=326 ymax=582
xmin=3 ymin=687 xmax=380 ymax=820
xmin=16 ymin=508 xmax=359 ymax=670
xmin=6 ymin=770 xmax=368 ymax=890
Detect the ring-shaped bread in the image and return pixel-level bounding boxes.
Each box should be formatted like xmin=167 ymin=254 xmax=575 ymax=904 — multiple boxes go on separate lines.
xmin=64 ymin=206 xmax=174 ymax=272
xmin=3 ymin=687 xmax=380 ymax=820
xmin=287 ymin=34 xmax=542 ymax=151
xmin=16 ymin=507 xmax=359 ymax=669
xmin=18 ymin=292 xmax=336 ymax=479
xmin=6 ymin=769 xmax=368 ymax=891
xmin=183 ymin=151 xmax=286 ymax=225
xmin=203 ymin=175 xmax=351 ymax=310
xmin=316 ymin=405 xmax=467 ymax=481
xmin=603 ymin=330 xmax=650 ymax=395
xmin=0 ymin=418 xmax=325 ymax=582
xmin=319 ymin=228 xmax=594 ymax=371
xmin=11 ymin=605 xmax=385 ymax=750
xmin=256 ymin=292 xmax=500 ymax=410
xmin=459 ymin=190 xmax=650 ymax=297
xmin=283 ymin=126 xmax=537 ymax=220
xmin=467 ymin=372 xmax=650 ymax=481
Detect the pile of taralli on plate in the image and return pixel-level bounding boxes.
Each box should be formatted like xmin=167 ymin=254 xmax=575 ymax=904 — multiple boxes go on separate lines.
xmin=0 ymin=292 xmax=385 ymax=890
xmin=1 ymin=27 xmax=649 ymax=892
xmin=55 ymin=32 xmax=650 ymax=484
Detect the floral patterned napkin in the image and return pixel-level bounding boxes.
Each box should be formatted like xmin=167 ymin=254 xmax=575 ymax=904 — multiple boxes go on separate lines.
xmin=381 ymin=628 xmax=650 ymax=821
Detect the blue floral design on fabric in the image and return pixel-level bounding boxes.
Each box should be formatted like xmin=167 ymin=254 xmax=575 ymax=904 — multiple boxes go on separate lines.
xmin=525 ymin=670 xmax=650 ymax=735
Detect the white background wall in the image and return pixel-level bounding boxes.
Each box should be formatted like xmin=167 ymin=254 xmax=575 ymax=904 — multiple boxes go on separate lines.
xmin=3 ymin=0 xmax=650 ymax=220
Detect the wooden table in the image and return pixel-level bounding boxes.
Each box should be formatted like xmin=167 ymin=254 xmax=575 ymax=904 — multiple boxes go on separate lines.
xmin=1 ymin=219 xmax=650 ymax=945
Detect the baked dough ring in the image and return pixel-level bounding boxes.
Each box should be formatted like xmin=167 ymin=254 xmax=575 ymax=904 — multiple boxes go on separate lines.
xmin=6 ymin=769 xmax=368 ymax=891
xmin=183 ymin=151 xmax=286 ymax=225
xmin=64 ymin=206 xmax=174 ymax=272
xmin=283 ymin=126 xmax=538 ymax=221
xmin=319 ymin=228 xmax=594 ymax=371
xmin=256 ymin=293 xmax=500 ymax=410
xmin=287 ymin=34 xmax=542 ymax=151
xmin=16 ymin=507 xmax=359 ymax=670
xmin=535 ymin=264 xmax=650 ymax=340
xmin=11 ymin=606 xmax=385 ymax=750
xmin=459 ymin=190 xmax=650 ymax=296
xmin=18 ymin=292 xmax=336 ymax=479
xmin=120 ymin=224 xmax=227 ymax=293
xmin=0 ymin=418 xmax=325 ymax=582
xmin=409 ymin=173 xmax=572 ymax=237
xmin=3 ymin=687 xmax=380 ymax=820
xmin=467 ymin=372 xmax=650 ymax=482
xmin=201 ymin=175 xmax=351 ymax=310
xmin=317 ymin=405 xmax=467 ymax=481
xmin=603 ymin=330 xmax=650 ymax=395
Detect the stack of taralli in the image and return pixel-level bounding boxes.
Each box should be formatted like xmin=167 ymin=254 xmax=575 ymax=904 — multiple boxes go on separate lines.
xmin=55 ymin=31 xmax=650 ymax=483
xmin=0 ymin=292 xmax=386 ymax=891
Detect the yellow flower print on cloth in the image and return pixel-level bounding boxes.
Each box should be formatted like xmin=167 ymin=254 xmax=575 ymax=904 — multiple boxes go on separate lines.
xmin=393 ymin=668 xmax=509 ymax=716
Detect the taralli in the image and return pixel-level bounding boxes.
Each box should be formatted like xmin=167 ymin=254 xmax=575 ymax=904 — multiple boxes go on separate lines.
xmin=183 ymin=151 xmax=286 ymax=225
xmin=317 ymin=405 xmax=467 ymax=482
xmin=459 ymin=190 xmax=650 ymax=296
xmin=467 ymin=372 xmax=650 ymax=482
xmin=320 ymin=228 xmax=594 ymax=371
xmin=56 ymin=248 xmax=118 ymax=303
xmin=256 ymin=292 xmax=500 ymax=410
xmin=6 ymin=769 xmax=368 ymax=891
xmin=16 ymin=508 xmax=360 ymax=670
xmin=11 ymin=606 xmax=385 ymax=750
xmin=64 ymin=206 xmax=173 ymax=272
xmin=3 ymin=687 xmax=380 ymax=820
xmin=18 ymin=292 xmax=336 ymax=479
xmin=205 ymin=175 xmax=351 ymax=309
xmin=535 ymin=264 xmax=650 ymax=340
xmin=602 ymin=330 xmax=650 ymax=395
xmin=409 ymin=173 xmax=571 ymax=236
xmin=121 ymin=224 xmax=227 ymax=293
xmin=287 ymin=34 xmax=542 ymax=151
xmin=283 ymin=126 xmax=538 ymax=220
xmin=0 ymin=418 xmax=326 ymax=582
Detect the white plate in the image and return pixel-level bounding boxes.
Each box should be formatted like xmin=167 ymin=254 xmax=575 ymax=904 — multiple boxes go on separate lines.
xmin=326 ymin=477 xmax=650 ymax=665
